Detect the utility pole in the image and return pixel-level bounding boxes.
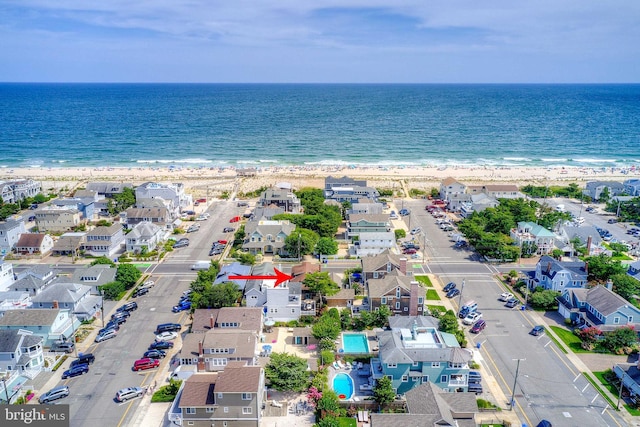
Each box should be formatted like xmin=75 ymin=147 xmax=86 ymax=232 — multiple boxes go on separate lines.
xmin=510 ymin=358 xmax=526 ymax=410
xmin=2 ymin=375 xmax=10 ymax=404
xmin=457 ymin=279 xmax=466 ymax=314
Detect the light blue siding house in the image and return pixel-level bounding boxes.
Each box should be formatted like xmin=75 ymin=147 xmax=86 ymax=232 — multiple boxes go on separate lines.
xmin=371 ymin=316 xmax=472 ymax=395
xmin=527 ymin=255 xmax=588 ymax=293
xmin=557 ymin=284 xmax=640 ymax=331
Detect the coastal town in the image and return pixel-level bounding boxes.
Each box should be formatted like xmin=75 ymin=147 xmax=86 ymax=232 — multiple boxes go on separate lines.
xmin=2 ymin=170 xmax=640 ymax=427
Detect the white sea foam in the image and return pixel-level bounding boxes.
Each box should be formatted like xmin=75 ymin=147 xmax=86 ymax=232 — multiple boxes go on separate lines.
xmin=136 ymin=158 xmax=213 ymax=164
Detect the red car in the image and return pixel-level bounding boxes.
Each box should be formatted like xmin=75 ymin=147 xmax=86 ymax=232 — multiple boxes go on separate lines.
xmin=196 ymin=198 xmax=207 ymax=203
xmin=403 ymin=248 xmax=417 ymax=255
xmin=217 ymin=240 xmax=228 ymax=245
xmin=133 ymin=358 xmax=160 ymax=371
xmin=229 ymin=216 xmax=241 ymax=223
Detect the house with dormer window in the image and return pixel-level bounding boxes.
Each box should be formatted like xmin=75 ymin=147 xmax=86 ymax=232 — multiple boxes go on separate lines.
xmin=168 ymin=364 xmax=265 ymax=427
xmin=30 ymin=283 xmax=102 ymax=321
xmin=0 ymin=330 xmax=44 ymax=376
xmin=11 ymin=266 xmax=58 ymax=296
xmin=510 ymin=221 xmax=556 ymax=255
xmin=124 ymin=207 xmax=171 ymax=230
xmin=0 ymin=309 xmax=77 ymax=347
xmin=527 ymin=255 xmax=588 ymax=293
xmin=361 ymin=250 xmax=406 ymax=283
xmin=242 ymin=220 xmax=295 ymax=256
xmin=179 ymin=330 xmax=258 ymax=371
xmin=347 ymin=214 xmax=391 ymax=238
xmin=0 ymin=179 xmax=41 ymax=204
xmin=81 ymin=224 xmax=124 ymax=257
xmin=125 ymin=221 xmax=165 ymax=254
xmin=371 ymin=316 xmax=472 ymax=395
xmin=367 ymin=273 xmax=425 ymax=316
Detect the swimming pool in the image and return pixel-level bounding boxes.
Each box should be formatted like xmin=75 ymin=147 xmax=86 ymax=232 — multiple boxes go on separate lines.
xmin=332 ymin=372 xmax=354 ymax=400
xmin=342 ymin=333 xmax=369 ymax=353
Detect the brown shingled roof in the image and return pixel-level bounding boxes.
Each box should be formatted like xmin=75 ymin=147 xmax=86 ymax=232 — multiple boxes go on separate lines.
xmin=15 ymin=233 xmax=46 ymax=248
xmin=178 ymin=373 xmax=218 ymax=408
xmin=215 ymin=365 xmax=262 ymax=393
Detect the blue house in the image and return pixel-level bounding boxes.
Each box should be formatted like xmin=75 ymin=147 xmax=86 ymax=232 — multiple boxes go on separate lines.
xmin=527 ymin=255 xmax=588 ymax=293
xmin=627 ymin=260 xmax=640 ymax=282
xmin=371 ymin=316 xmax=472 ymax=395
xmin=557 ymin=284 xmax=640 ymax=332
xmin=53 ymin=197 xmax=95 ymax=221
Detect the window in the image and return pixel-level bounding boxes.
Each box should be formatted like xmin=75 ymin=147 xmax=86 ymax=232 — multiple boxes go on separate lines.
xmin=217 ymin=392 xmax=223 ymax=399
xmin=401 ymin=375 xmax=408 ymax=382
xmin=396 ymin=287 xmax=401 ymax=298
xmin=186 ymin=408 xmax=196 ymax=414
xmin=387 ymin=363 xmax=396 ymax=368
xmin=441 ymin=375 xmax=448 ymax=383
xmin=187 ymin=422 xmax=194 ymax=426
xmin=422 ymin=375 xmax=429 ymax=382
xmin=373 ymin=272 xmax=379 ymax=279
xmin=242 ymin=407 xmax=252 ymax=414
xmin=418 ymin=307 xmax=422 ymax=311
xmin=381 ymin=297 xmax=386 ymax=304
xmin=291 ymin=309 xmax=295 ymax=314
xmin=395 ymin=302 xmax=400 ymax=310
xmin=205 ymin=408 xmax=214 ymax=413
xmin=223 ymin=407 xmax=229 ymax=413
xmin=431 ymin=362 xmax=440 ymax=368
xmin=412 ymin=361 xmax=418 ymax=367
xmin=449 ymin=362 xmax=464 ymax=369
xmin=386 ymin=375 xmax=393 ymax=381
xmin=629 ymin=316 xmax=634 ymax=323
xmin=403 ymin=307 xmax=408 ymax=311
xmin=614 ymin=317 xmax=620 ymax=324
xmin=242 ymin=393 xmax=252 ymax=400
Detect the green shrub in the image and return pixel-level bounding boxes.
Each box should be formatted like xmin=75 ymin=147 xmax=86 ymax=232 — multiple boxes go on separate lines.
xmin=151 ymin=379 xmax=182 ymax=403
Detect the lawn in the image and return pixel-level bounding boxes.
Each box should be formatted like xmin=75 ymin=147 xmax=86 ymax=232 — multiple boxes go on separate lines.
xmin=428 ymin=305 xmax=447 ymax=315
xmin=593 ymin=371 xmax=640 ymax=416
xmin=337 ymin=417 xmax=357 ymax=427
xmin=414 ymin=275 xmax=433 ymax=287
xmin=426 ymin=289 xmax=441 ymax=301
xmin=549 ymin=325 xmax=589 ymax=353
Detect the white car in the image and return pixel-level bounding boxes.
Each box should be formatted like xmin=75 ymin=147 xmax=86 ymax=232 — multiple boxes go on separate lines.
xmin=143 ymin=280 xmax=155 ymax=288
xmin=463 ymin=312 xmax=483 ymax=325
xmin=499 ymin=292 xmax=514 ymax=302
xmin=410 ymin=227 xmax=422 ymax=235
xmin=155 ymin=331 xmax=178 ymax=341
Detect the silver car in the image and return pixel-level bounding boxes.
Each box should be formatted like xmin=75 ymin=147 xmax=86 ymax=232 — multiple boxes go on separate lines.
xmin=115 ymin=386 xmax=144 ymax=402
xmin=39 ymin=385 xmax=70 ymax=403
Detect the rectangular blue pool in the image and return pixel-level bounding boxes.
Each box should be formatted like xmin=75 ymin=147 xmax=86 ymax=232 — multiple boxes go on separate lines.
xmin=341 ymin=333 xmax=369 ymax=353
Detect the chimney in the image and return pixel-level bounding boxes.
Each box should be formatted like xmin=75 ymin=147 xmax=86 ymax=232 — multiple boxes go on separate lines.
xmin=546 ymin=262 xmax=552 ymax=274
xmin=399 ymin=258 xmax=407 ymax=275
xmin=606 ymin=279 xmax=613 ymax=291
xmin=210 ymin=314 xmax=214 ymax=329
xmin=197 ymin=356 xmax=205 ymax=372
xmin=52 ymin=300 xmax=59 ymax=309
xmin=584 ymin=261 xmax=588 ymax=274
xmin=198 ymin=340 xmax=203 ymax=356
xmin=586 ymin=236 xmax=592 ymax=255
xmin=409 ymin=281 xmax=419 ymax=316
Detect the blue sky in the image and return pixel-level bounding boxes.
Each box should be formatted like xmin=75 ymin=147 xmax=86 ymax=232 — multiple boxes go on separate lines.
xmin=0 ymin=1 xmax=638 ymax=83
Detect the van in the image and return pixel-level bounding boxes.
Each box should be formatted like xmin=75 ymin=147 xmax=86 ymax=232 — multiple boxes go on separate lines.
xmin=155 ymin=323 xmax=182 ymax=334
xmin=191 ymin=261 xmax=211 ymax=271
xmin=51 ymin=341 xmax=75 ymax=353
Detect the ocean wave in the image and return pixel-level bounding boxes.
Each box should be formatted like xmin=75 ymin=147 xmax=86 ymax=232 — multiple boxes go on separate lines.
xmin=572 ymin=158 xmax=618 ymax=164
xmin=136 ymin=158 xmax=213 ymax=164
xmin=503 ymin=157 xmax=533 ymax=162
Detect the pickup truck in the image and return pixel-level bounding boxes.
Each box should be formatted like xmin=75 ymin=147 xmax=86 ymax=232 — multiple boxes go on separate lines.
xmin=463 ymin=312 xmax=483 ymax=325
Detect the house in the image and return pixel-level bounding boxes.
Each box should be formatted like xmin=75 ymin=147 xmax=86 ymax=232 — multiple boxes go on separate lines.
xmin=34 ymin=206 xmax=83 ymax=233
xmin=168 ymin=364 xmax=265 ymax=427
xmin=125 ymin=221 xmax=165 ymax=254
xmin=510 ymin=221 xmax=556 ymax=255
xmin=244 ymin=262 xmax=305 ymax=321
xmin=124 ymin=207 xmax=172 ymax=230
xmin=354 ymin=231 xmax=396 ymax=257
xmin=0 ymin=291 xmax=31 ymax=313
xmin=325 ymin=288 xmax=355 ymax=310
xmin=584 ymin=181 xmax=625 ymax=201
xmin=624 ymin=179 xmax=640 ymax=197
xmin=371 ymin=316 xmax=472 ymax=395
xmin=348 ymin=200 xmax=384 ymax=216
xmin=289 ymin=261 xmax=321 ymax=284
xmin=250 ymin=206 xmax=285 ymax=221
xmin=347 ymin=214 xmax=390 ymax=238
xmin=81 ymin=224 xmax=125 ymax=257
xmin=361 ymin=250 xmax=407 ymax=283
xmin=63 ymin=264 xmax=117 ymax=295
xmin=258 ymin=187 xmax=301 ymax=213
xmin=12 ymin=265 xmax=57 ymax=296
xmin=0 ymin=309 xmax=78 ymax=347
xmin=440 ymin=177 xmax=466 ymax=201
xmin=191 ymin=307 xmax=263 ymax=334
xmin=30 ymin=283 xmax=102 ymax=321
xmin=613 ymin=361 xmax=640 ymax=404
xmin=468 ymin=184 xmax=524 ymax=199
xmin=557 ymin=226 xmax=604 ymax=256
xmin=135 ymin=182 xmax=192 ymax=216
xmin=242 ymin=220 xmax=296 ymax=256
xmin=52 ymin=197 xmax=95 ymax=221
xmin=527 ymin=255 xmax=588 ymax=293
xmin=459 ymin=193 xmax=499 ymax=218
xmin=628 ymin=260 xmax=640 ymax=283
xmin=557 ymin=284 xmax=640 ymax=331
xmin=324 ymin=176 xmax=379 ymax=202
xmin=85 ymin=182 xmax=133 ymax=198
xmin=371 ymin=381 xmax=478 ymax=427
xmin=0 ymin=260 xmax=15 ymax=293
xmin=0 ymin=218 xmax=27 ymax=255
xmin=14 ymin=233 xmax=54 ymax=256
xmin=446 ymin=193 xmax=473 ymax=213
xmin=367 ymin=274 xmax=426 ymax=316
xmin=179 ymin=329 xmax=258 ymax=371
xmin=51 ymin=232 xmax=86 ymax=257
xmin=213 ymin=263 xmax=253 ymax=291
xmin=0 ymin=179 xmax=41 ymax=204
xmin=0 ymin=330 xmax=45 ymax=377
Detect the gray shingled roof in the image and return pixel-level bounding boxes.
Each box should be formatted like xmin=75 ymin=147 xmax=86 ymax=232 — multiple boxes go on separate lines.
xmin=349 ymin=214 xmax=390 ymax=224
xmin=86 ymin=224 xmax=122 ymax=237
xmin=585 ymin=285 xmax=632 ymax=316
xmin=361 ymin=250 xmax=402 ymax=273
xmin=0 ymin=309 xmax=61 ymax=326
xmin=31 ymin=283 xmax=90 ymax=304
xmin=368 ymin=275 xmax=419 ymax=298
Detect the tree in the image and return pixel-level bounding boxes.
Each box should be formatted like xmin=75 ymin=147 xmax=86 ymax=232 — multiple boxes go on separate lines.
xmin=201 ymin=282 xmax=241 ymax=309
xmin=312 ymin=312 xmax=342 ymax=341
xmin=599 ymin=186 xmax=611 ymax=203
xmin=285 ymin=229 xmax=320 ymax=258
xmin=373 ymin=376 xmax=395 ymax=408
xmin=99 ymin=281 xmax=125 ymax=300
xmin=584 ymin=254 xmax=627 ymax=282
xmin=90 ymin=256 xmax=115 ymax=267
xmin=304 ymin=272 xmax=340 ymax=307
xmin=602 ymin=326 xmax=637 ymax=353
xmin=316 ymin=390 xmax=343 ymax=419
xmin=110 ymin=187 xmax=136 ymax=214
xmin=438 ymin=310 xmax=459 ymax=334
xmin=374 ymin=305 xmax=391 ymax=328
xmin=611 ymin=273 xmax=640 ymax=301
xmin=316 ymin=237 xmax=338 ymax=255
xmin=115 ymin=263 xmax=142 ymax=290
xmin=529 ymin=288 xmax=559 ymax=310
xmin=575 ymin=326 xmax=602 ymax=350
xmin=394 ymin=229 xmax=406 ymax=240
xmin=265 ymin=352 xmax=309 ymax=392
xmin=235 ymin=252 xmax=256 ymax=265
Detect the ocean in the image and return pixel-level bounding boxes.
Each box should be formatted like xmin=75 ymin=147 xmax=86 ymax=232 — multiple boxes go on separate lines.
xmin=1 ymin=83 xmax=639 ymax=169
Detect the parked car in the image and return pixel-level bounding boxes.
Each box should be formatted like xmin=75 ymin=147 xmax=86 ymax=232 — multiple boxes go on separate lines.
xmin=133 ymin=358 xmax=160 ymax=371
xmin=98 ymin=322 xmax=120 ymax=334
xmin=172 ymin=239 xmax=190 ymax=248
xmin=223 ymin=227 xmax=235 ymax=232
xmin=186 ymin=225 xmax=200 ymax=232
xmin=62 ymin=363 xmax=89 ymax=379
xmin=499 ymin=292 xmax=514 ymax=302
xmin=172 ymin=301 xmax=191 ymax=313
xmin=217 ymin=239 xmax=228 ymax=245
xmin=403 ymin=248 xmax=417 ymax=255
xmin=142 ymin=280 xmax=155 ymax=288
xmin=399 ymin=208 xmax=411 ymax=216
xmin=468 ymin=383 xmax=483 ymax=394
xmin=410 ymin=227 xmax=422 ymax=235
xmin=155 ymin=331 xmax=178 ymax=341
xmin=71 ymin=353 xmax=95 ymax=367
xmin=237 ymin=201 xmax=248 ymax=207
xmin=111 ymin=310 xmax=130 ymax=320
xmin=389 ymin=211 xmax=399 ymax=219
xmin=143 ymin=349 xmax=166 ymax=359
xmin=470 ymin=320 xmax=486 ymax=334
xmin=149 ymin=341 xmax=174 ymax=350
xmin=443 ymin=282 xmax=456 ymax=292
xmin=463 ymin=312 xmax=483 ymax=325
xmin=117 ymin=301 xmax=138 ymax=313
xmin=468 ymin=371 xmax=482 ymax=384
xmin=39 ymin=385 xmax=70 ymax=404
xmin=530 ymin=325 xmax=545 ymax=336
xmin=155 ymin=323 xmax=182 ymax=334
xmin=115 ymin=387 xmax=145 ymax=402
xmin=505 ymin=298 xmax=519 ymax=308
xmin=51 ymin=341 xmax=75 ymax=354
xmin=229 ymin=216 xmax=241 ymax=223
xmin=195 ymin=215 xmax=208 ymax=221
xmin=608 ymin=218 xmax=618 ymax=224
xmin=446 ymin=288 xmax=460 ymax=298
xmin=133 ymin=287 xmax=150 ymax=298
xmin=209 ymin=248 xmax=223 ymax=256
xmin=95 ymin=329 xmax=118 ymax=342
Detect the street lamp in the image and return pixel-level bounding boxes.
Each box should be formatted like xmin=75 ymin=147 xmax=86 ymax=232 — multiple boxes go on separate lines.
xmin=510 ymin=358 xmax=526 ymax=411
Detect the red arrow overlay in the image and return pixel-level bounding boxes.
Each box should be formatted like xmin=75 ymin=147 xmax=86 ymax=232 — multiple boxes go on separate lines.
xmin=228 ymin=268 xmax=293 ymax=287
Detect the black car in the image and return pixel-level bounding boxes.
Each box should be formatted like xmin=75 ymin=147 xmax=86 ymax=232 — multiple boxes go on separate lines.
xmin=149 ymin=341 xmax=174 ymax=350
xmin=223 ymin=227 xmax=235 ymax=233
xmin=530 ymin=325 xmax=545 ymax=336
xmin=111 ymin=311 xmax=130 ymax=320
xmin=108 ymin=316 xmax=127 ymax=326
xmin=446 ymin=288 xmax=460 ymax=298
xmin=443 ymin=282 xmax=456 ymax=292
xmin=468 ymin=371 xmax=482 ymax=384
xmin=62 ymin=363 xmax=89 ymax=379
xmin=209 ymin=248 xmax=223 ymax=256
xmin=71 ymin=353 xmax=95 ymax=367
xmin=133 ymin=287 xmax=150 ymax=297
xmin=143 ymin=349 xmax=167 ymax=359
xmin=117 ymin=301 xmax=138 ymax=313
xmin=468 ymin=383 xmax=483 ymax=395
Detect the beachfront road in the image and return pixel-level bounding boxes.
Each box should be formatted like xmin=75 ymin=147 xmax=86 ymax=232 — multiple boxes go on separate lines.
xmin=401 ymin=198 xmax=626 ymax=427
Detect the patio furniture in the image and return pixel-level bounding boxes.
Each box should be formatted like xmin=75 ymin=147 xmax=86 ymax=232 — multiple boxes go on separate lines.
xmin=271 ymin=400 xmax=283 ymax=408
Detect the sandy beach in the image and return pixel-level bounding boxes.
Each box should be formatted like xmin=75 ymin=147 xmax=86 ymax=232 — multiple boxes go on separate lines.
xmin=1 ymin=165 xmax=637 ymax=199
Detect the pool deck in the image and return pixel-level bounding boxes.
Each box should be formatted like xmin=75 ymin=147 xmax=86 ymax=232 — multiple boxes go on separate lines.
xmin=329 ymin=363 xmax=374 ymax=402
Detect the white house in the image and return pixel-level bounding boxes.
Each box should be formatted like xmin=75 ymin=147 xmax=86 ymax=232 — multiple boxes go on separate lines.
xmin=243 ymin=263 xmax=303 ymax=322
xmin=135 ymin=182 xmax=192 ymax=217
xmin=0 ymin=260 xmax=15 ymax=293
xmin=354 ymin=231 xmax=396 ymax=257
xmin=125 ymin=221 xmax=165 ymax=254
xmin=510 ymin=222 xmax=556 ymax=255
xmin=81 ymin=224 xmax=125 ymax=257
xmin=0 ymin=218 xmax=27 ymax=255
xmin=0 ymin=330 xmax=44 ymax=377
